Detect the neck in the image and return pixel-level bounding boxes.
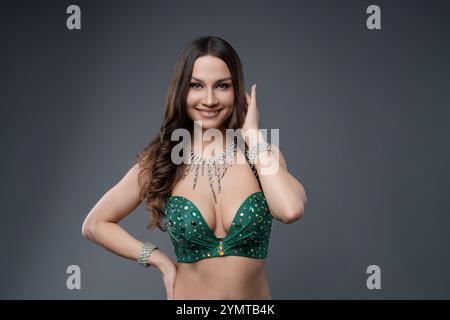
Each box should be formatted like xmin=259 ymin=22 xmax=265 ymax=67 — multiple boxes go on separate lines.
xmin=190 ymin=124 xmax=234 ymax=158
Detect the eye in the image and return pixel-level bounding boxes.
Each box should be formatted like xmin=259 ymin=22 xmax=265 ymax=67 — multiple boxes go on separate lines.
xmin=218 ymin=83 xmax=230 ymax=89
xmin=189 ymin=82 xmax=201 ymax=89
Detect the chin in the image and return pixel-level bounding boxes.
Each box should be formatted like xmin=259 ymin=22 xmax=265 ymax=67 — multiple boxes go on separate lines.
xmin=193 ymin=119 xmax=224 ymax=130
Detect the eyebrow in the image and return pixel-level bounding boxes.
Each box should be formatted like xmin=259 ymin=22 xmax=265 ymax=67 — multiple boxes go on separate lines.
xmin=191 ymin=77 xmax=232 ymax=83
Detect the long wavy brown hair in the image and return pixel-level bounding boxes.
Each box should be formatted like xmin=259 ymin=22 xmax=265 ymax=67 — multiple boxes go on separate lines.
xmin=134 ymin=36 xmax=249 ymax=231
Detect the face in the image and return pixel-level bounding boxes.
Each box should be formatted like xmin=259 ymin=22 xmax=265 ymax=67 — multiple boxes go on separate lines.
xmin=186 ymin=55 xmax=235 ymax=132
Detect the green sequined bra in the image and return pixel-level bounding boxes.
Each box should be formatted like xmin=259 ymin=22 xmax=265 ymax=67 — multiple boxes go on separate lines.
xmin=162 ymin=191 xmax=273 ymax=263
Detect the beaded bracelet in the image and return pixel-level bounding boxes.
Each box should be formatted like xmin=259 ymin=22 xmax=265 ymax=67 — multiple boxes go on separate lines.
xmin=137 ymin=241 xmax=158 ymax=267
xmin=246 ymin=142 xmax=272 ymax=164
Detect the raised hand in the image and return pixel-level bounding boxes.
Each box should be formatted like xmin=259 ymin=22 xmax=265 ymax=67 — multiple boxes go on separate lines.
xmin=242 ymin=84 xmax=259 ymax=138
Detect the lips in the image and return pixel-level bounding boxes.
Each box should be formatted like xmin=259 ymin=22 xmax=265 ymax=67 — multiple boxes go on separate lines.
xmin=196 ymin=108 xmax=222 ymax=118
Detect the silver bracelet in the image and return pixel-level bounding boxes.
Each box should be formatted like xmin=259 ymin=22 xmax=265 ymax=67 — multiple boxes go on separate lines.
xmin=137 ymin=241 xmax=158 ymax=267
xmin=246 ymin=142 xmax=272 ymax=164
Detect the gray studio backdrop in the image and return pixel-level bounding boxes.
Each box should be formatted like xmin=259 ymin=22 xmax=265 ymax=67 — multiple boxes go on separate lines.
xmin=1 ymin=0 xmax=449 ymax=299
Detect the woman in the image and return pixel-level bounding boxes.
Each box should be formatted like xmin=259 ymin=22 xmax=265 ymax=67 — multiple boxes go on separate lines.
xmin=82 ymin=36 xmax=308 ymax=300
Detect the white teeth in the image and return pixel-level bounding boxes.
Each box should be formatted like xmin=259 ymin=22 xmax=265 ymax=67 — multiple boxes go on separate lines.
xmin=198 ymin=110 xmax=220 ymax=117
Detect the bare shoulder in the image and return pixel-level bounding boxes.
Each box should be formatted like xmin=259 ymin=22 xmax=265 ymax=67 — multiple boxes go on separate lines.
xmin=113 ymin=162 xmax=146 ymax=207
xmin=87 ymin=162 xmax=146 ymax=223
xmin=116 ymin=162 xmax=143 ymax=191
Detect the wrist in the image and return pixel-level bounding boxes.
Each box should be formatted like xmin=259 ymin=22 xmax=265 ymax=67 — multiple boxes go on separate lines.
xmin=148 ymin=249 xmax=173 ymax=272
xmin=137 ymin=241 xmax=158 ymax=267
xmin=147 ymin=249 xmax=163 ymax=268
xmin=247 ymin=140 xmax=272 ymax=165
xmin=253 ymin=148 xmax=273 ymax=167
xmin=244 ymin=128 xmax=266 ymax=149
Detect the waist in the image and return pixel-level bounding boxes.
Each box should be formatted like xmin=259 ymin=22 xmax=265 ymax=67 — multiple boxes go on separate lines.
xmin=174 ymin=256 xmax=270 ymax=299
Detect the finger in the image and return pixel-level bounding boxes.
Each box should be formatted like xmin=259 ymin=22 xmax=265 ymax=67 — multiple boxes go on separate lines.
xmin=166 ymin=284 xmax=174 ymax=300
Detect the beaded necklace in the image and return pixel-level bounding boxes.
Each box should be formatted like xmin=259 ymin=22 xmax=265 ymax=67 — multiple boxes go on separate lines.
xmin=181 ymin=137 xmax=238 ymax=203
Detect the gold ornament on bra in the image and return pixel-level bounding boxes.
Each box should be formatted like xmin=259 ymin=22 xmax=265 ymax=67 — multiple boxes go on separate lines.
xmin=182 ymin=137 xmax=237 ymax=203
xmin=218 ymin=238 xmax=225 ymax=256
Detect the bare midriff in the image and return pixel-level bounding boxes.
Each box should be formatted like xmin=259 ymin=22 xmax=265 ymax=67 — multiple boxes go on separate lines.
xmin=173 ymin=256 xmax=271 ymax=300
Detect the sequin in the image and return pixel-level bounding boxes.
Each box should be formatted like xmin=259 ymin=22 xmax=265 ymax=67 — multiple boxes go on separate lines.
xmin=164 ymin=192 xmax=273 ymax=263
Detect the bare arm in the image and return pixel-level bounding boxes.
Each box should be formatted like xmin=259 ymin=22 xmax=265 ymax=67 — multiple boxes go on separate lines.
xmin=81 ymin=163 xmax=173 ymax=270
xmin=250 ymin=130 xmax=308 ymax=224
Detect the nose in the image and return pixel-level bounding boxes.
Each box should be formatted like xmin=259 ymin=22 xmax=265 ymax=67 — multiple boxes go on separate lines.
xmin=202 ymin=87 xmax=218 ymax=107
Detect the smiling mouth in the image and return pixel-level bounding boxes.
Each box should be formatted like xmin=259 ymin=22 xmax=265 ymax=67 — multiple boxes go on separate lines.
xmin=196 ymin=108 xmax=223 ymax=118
